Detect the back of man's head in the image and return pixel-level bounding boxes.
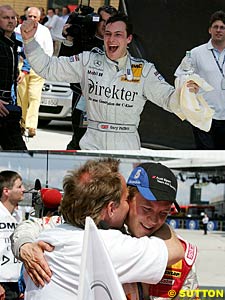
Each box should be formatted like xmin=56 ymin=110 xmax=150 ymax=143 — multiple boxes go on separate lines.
xmin=61 ymin=158 xmax=122 ymax=228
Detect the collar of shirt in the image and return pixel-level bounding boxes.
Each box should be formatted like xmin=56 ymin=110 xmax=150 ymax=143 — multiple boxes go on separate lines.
xmin=208 ymin=39 xmax=225 ymax=64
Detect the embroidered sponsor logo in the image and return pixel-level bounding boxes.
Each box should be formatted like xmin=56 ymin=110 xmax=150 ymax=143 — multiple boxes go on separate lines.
xmin=187 ymin=243 xmax=195 ymax=260
xmin=70 ymin=55 xmax=80 ymax=62
xmin=94 ymin=60 xmax=102 ymax=67
xmin=151 ymin=176 xmax=176 ymax=192
xmin=121 ymin=63 xmax=143 ymax=82
xmin=88 ymin=70 xmax=103 ymax=76
xmin=154 ymin=70 xmax=164 ymax=81
xmin=134 ymin=169 xmax=142 ymax=179
xmin=165 ymin=270 xmax=181 ymax=278
xmin=131 ymin=64 xmax=143 ymax=78
xmin=88 ymin=79 xmax=138 ymax=101
xmin=121 ymin=75 xmax=141 ymax=83
xmin=159 ymin=278 xmax=175 ymax=285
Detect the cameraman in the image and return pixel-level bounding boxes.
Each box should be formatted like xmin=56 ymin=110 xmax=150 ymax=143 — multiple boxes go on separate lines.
xmin=59 ymin=5 xmax=118 ymax=150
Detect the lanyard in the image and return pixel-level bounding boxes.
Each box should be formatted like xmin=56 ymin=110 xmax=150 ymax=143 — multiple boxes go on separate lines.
xmin=211 ymin=49 xmax=225 ymax=77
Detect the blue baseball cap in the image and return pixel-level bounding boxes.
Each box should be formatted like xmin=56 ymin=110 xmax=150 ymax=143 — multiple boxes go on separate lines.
xmin=127 ymin=162 xmax=180 ymax=212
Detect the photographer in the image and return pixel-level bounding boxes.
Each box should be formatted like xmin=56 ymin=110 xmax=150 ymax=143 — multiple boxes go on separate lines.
xmin=0 ymin=5 xmax=27 ymax=150
xmin=59 ymin=4 xmax=118 ymax=150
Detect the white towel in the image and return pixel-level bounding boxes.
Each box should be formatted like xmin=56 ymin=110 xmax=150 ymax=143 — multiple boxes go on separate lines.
xmin=174 ymin=74 xmax=214 ymax=132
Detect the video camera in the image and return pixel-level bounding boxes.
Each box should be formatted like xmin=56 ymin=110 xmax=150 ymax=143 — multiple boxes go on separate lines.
xmin=64 ymin=0 xmax=100 ymax=51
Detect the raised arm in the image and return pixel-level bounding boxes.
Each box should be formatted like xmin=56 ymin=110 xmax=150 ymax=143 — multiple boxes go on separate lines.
xmin=20 ymin=19 xmax=38 ymax=41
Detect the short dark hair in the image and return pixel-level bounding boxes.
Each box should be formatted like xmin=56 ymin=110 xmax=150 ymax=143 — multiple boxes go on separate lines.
xmin=106 ymin=13 xmax=133 ymax=36
xmin=48 ymin=7 xmax=55 ymax=13
xmin=209 ymin=10 xmax=225 ymax=27
xmin=97 ymin=5 xmax=118 ymax=16
xmin=62 ymin=6 xmax=70 ymax=14
xmin=0 ymin=170 xmax=22 ymax=197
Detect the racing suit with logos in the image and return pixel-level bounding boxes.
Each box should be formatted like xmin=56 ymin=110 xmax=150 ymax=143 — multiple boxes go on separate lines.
xmin=123 ymin=236 xmax=199 ymax=300
xmin=24 ymin=38 xmax=181 ymax=150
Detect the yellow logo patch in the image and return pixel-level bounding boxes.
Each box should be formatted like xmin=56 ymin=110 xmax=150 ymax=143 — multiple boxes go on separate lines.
xmin=121 ymin=63 xmax=143 ymax=82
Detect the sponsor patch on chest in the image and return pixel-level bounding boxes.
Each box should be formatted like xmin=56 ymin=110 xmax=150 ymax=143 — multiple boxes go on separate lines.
xmin=154 ymin=70 xmax=164 ymax=81
xmin=70 ymin=55 xmax=80 ymax=62
xmin=121 ymin=63 xmax=143 ymax=82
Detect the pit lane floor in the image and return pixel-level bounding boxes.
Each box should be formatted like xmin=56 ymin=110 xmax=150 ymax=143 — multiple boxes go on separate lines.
xmin=175 ymin=229 xmax=225 ymax=289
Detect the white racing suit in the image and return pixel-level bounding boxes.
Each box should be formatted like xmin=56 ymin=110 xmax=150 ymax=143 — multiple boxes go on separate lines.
xmin=24 ymin=39 xmax=180 ymax=150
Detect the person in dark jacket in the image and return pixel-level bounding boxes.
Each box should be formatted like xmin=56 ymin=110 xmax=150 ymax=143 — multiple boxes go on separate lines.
xmin=0 ymin=5 xmax=27 ymax=150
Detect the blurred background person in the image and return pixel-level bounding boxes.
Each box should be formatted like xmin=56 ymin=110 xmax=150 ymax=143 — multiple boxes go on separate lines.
xmin=18 ymin=6 xmax=29 ymax=24
xmin=39 ymin=7 xmax=48 ymax=25
xmin=202 ymin=213 xmax=209 ymax=235
xmin=54 ymin=7 xmax=61 ymax=16
xmin=16 ymin=7 xmax=53 ymax=138
xmin=60 ymin=6 xmax=70 ymax=24
xmin=44 ymin=7 xmax=64 ymax=56
xmin=0 ymin=5 xmax=27 ymax=150
xmin=176 ymin=11 xmax=225 ymax=149
xmin=0 ymin=170 xmax=25 ymax=300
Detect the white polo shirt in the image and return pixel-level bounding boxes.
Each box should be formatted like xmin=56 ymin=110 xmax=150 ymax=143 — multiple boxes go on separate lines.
xmin=0 ymin=202 xmax=22 ymax=282
xmin=24 ymin=223 xmax=168 ymax=299
xmin=176 ymin=39 xmax=225 ymax=120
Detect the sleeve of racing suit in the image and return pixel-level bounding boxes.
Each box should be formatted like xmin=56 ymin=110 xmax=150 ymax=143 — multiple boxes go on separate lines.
xmin=175 ymin=264 xmax=199 ymax=300
xmin=24 ymin=38 xmax=83 ymax=83
xmin=10 ymin=218 xmax=43 ymax=259
xmin=142 ymin=63 xmax=181 ymax=115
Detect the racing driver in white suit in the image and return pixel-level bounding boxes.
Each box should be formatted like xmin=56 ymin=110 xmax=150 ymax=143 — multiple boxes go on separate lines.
xmin=21 ymin=13 xmax=199 ymax=150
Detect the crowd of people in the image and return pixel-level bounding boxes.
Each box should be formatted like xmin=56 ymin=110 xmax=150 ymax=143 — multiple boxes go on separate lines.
xmin=1 ymin=158 xmax=200 ymax=299
xmin=1 ymin=4 xmax=225 ymax=150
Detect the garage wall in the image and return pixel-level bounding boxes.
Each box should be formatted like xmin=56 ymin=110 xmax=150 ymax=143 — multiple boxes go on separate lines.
xmin=5 ymin=0 xmax=119 ymax=20
xmin=2 ymin=0 xmax=48 ymax=18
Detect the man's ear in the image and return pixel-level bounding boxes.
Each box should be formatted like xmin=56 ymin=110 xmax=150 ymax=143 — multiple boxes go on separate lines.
xmin=127 ymin=34 xmax=133 ymax=45
xmin=106 ymin=201 xmax=117 ymax=218
xmin=3 ymin=187 xmax=9 ymax=197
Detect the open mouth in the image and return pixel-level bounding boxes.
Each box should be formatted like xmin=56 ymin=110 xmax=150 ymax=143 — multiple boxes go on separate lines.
xmin=141 ymin=222 xmax=153 ymax=231
xmin=108 ymin=45 xmax=119 ymax=53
